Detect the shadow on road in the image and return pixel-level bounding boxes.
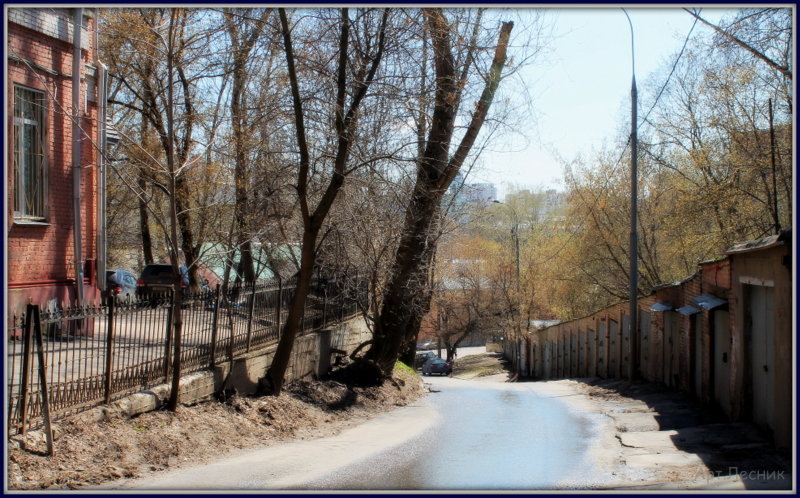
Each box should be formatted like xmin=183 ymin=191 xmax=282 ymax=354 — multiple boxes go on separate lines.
xmin=572 ymin=378 xmax=791 ymax=490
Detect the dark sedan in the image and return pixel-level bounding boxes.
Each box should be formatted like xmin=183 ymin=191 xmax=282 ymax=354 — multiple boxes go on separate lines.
xmin=422 ymin=357 xmax=452 ymax=376
xmin=136 ymin=263 xmax=189 ymax=298
xmin=414 ymin=351 xmax=437 ymax=369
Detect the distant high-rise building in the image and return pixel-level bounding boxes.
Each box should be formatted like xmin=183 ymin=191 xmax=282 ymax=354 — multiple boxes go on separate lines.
xmin=464 ymin=183 xmax=498 ymax=205
xmin=448 ymin=172 xmax=497 ymax=207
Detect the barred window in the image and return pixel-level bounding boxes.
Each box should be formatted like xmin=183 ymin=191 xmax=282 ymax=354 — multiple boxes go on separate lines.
xmin=13 ymin=85 xmax=47 ymax=221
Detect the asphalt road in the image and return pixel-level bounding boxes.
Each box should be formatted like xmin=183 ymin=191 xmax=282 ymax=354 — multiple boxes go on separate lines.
xmin=108 ymin=372 xmax=611 ymax=491
xmin=294 ymin=375 xmax=607 ymax=490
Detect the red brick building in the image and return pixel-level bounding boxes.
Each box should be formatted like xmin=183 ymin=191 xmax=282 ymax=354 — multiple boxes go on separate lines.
xmin=6 ymin=8 xmax=108 ymax=315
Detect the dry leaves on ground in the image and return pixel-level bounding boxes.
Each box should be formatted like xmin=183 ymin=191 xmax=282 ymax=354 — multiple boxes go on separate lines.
xmin=7 ymin=367 xmax=425 ymax=490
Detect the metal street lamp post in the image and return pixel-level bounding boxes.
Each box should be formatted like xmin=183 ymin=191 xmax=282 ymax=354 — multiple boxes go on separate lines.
xmin=623 ymin=9 xmax=639 ymax=381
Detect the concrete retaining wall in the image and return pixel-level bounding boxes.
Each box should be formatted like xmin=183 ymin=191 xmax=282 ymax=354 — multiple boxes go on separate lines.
xmin=97 ymin=316 xmax=371 ymax=420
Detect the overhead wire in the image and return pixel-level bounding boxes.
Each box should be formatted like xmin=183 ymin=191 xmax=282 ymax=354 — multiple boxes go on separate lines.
xmin=526 ymin=9 xmax=700 ymax=269
xmin=639 ymin=13 xmax=700 ymax=128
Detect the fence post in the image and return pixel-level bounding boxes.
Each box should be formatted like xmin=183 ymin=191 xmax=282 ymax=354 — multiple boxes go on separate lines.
xmin=245 ymin=280 xmax=256 ymax=353
xmin=164 ymin=292 xmax=174 ymax=384
xmin=104 ymin=295 xmax=115 ymax=404
xmin=18 ymin=304 xmax=34 ymax=434
xmin=322 ymin=288 xmax=328 ymax=327
xmin=209 ymin=284 xmax=221 ymax=368
xmin=340 ymin=283 xmax=345 ymax=323
xmin=226 ymin=283 xmax=235 ymax=363
xmin=276 ymin=277 xmax=283 ymax=340
xmin=32 ymin=305 xmax=54 ymax=456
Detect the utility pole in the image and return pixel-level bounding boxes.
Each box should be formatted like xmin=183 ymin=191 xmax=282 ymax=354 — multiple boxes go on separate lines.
xmin=492 ymin=199 xmax=521 ymax=294
xmin=624 ymin=9 xmax=639 ymax=381
xmin=512 ymin=223 xmax=521 ymax=294
xmin=72 ymin=8 xmax=85 ymax=304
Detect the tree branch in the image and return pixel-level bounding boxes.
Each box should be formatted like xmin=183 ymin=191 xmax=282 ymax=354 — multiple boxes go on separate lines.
xmin=684 ymin=8 xmax=792 ymax=79
xmin=278 ymin=9 xmax=311 ymax=223
xmin=444 ymin=20 xmax=514 ymax=188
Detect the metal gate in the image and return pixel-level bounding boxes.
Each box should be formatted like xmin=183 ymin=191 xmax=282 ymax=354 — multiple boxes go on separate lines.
xmin=713 ymin=310 xmax=731 ymax=416
xmin=663 ymin=311 xmax=679 ymax=388
xmin=746 ymin=285 xmax=775 ymax=433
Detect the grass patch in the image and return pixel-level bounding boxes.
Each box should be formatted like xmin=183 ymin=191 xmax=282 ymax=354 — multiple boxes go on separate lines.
xmin=394 ymin=361 xmax=415 ymax=374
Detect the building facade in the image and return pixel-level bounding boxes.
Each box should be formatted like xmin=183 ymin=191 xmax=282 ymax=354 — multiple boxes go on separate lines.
xmin=449 ymin=171 xmax=498 ymax=207
xmin=7 ymin=8 xmax=108 ymax=316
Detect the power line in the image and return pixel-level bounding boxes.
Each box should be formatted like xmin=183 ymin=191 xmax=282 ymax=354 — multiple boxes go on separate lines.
xmin=639 ymin=12 xmax=700 ymax=128
xmin=465 ymin=11 xmax=701 ymax=274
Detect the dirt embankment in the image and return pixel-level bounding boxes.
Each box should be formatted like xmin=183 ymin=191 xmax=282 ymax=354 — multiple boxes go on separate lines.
xmin=7 ymin=365 xmax=426 ymax=490
xmin=451 ymin=352 xmax=513 ymax=380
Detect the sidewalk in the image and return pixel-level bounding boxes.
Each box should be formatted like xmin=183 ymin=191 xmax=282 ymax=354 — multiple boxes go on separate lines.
xmin=538 ymin=378 xmax=793 ymax=491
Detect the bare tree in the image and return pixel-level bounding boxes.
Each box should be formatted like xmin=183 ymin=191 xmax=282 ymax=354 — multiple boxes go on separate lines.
xmin=359 ymin=9 xmax=514 ymax=379
xmin=264 ymin=8 xmax=390 ymax=395
xmin=684 ymin=8 xmax=792 ymax=80
xmin=223 ymin=8 xmax=273 ymax=282
xmin=103 ymin=8 xmax=227 ymax=409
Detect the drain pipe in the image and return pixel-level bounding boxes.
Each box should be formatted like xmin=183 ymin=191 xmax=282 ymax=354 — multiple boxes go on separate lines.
xmin=95 ymin=9 xmax=107 ymax=293
xmin=72 ymin=7 xmax=85 ymax=303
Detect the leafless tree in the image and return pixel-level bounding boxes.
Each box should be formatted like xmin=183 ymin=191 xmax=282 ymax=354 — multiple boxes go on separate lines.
xmin=103 ymin=8 xmax=228 ymax=409
xmin=359 ymin=9 xmax=515 ymax=378
xmin=264 ymin=8 xmax=391 ymax=395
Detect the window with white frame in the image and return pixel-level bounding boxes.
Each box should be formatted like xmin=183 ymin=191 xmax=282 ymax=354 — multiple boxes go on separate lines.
xmin=13 ymin=85 xmax=48 ymax=221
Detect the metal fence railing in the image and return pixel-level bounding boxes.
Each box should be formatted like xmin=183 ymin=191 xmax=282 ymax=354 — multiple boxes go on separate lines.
xmin=6 ymin=273 xmax=367 ymax=436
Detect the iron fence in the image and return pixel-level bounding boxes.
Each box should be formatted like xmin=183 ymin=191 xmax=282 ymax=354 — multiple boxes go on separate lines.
xmin=6 ymin=273 xmax=366 ymax=436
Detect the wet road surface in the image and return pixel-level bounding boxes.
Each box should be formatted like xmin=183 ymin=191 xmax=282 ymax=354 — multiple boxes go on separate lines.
xmin=293 ymin=375 xmax=598 ymax=490
xmin=106 ymin=372 xmax=605 ymax=491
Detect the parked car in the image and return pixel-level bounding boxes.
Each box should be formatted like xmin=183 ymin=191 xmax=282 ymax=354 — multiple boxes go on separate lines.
xmin=422 ymin=357 xmax=452 ymax=376
xmin=106 ymin=269 xmax=137 ymax=302
xmin=136 ymin=264 xmax=189 ymax=301
xmin=414 ymin=350 xmax=437 ymax=369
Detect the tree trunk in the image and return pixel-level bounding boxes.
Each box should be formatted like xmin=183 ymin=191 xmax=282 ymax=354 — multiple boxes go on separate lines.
xmin=367 ymin=189 xmax=443 ymax=375
xmin=265 ymin=230 xmax=317 ymax=394
xmin=166 ymin=277 xmax=184 ymax=411
xmin=232 ymin=67 xmax=256 ymax=283
xmin=137 ymin=117 xmax=154 ymax=265
xmin=226 ymin=9 xmax=269 ymax=283
xmin=137 ymin=171 xmax=154 ymax=265
xmin=265 ymin=8 xmax=388 ymax=395
xmin=399 ymin=336 xmax=418 ymax=368
xmin=364 ymin=11 xmax=513 ymax=380
xmin=174 ymin=181 xmax=199 ymax=288
xmin=164 ymin=8 xmax=186 ymax=411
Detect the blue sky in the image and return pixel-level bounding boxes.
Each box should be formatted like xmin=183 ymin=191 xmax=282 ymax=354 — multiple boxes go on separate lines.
xmin=468 ymin=6 xmax=738 ymax=198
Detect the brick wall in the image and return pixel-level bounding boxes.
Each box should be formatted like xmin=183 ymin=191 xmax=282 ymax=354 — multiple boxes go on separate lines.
xmin=507 ymin=236 xmax=791 ymax=450
xmin=7 ymin=8 xmax=91 ymax=50
xmin=7 ymin=9 xmax=100 ymax=313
